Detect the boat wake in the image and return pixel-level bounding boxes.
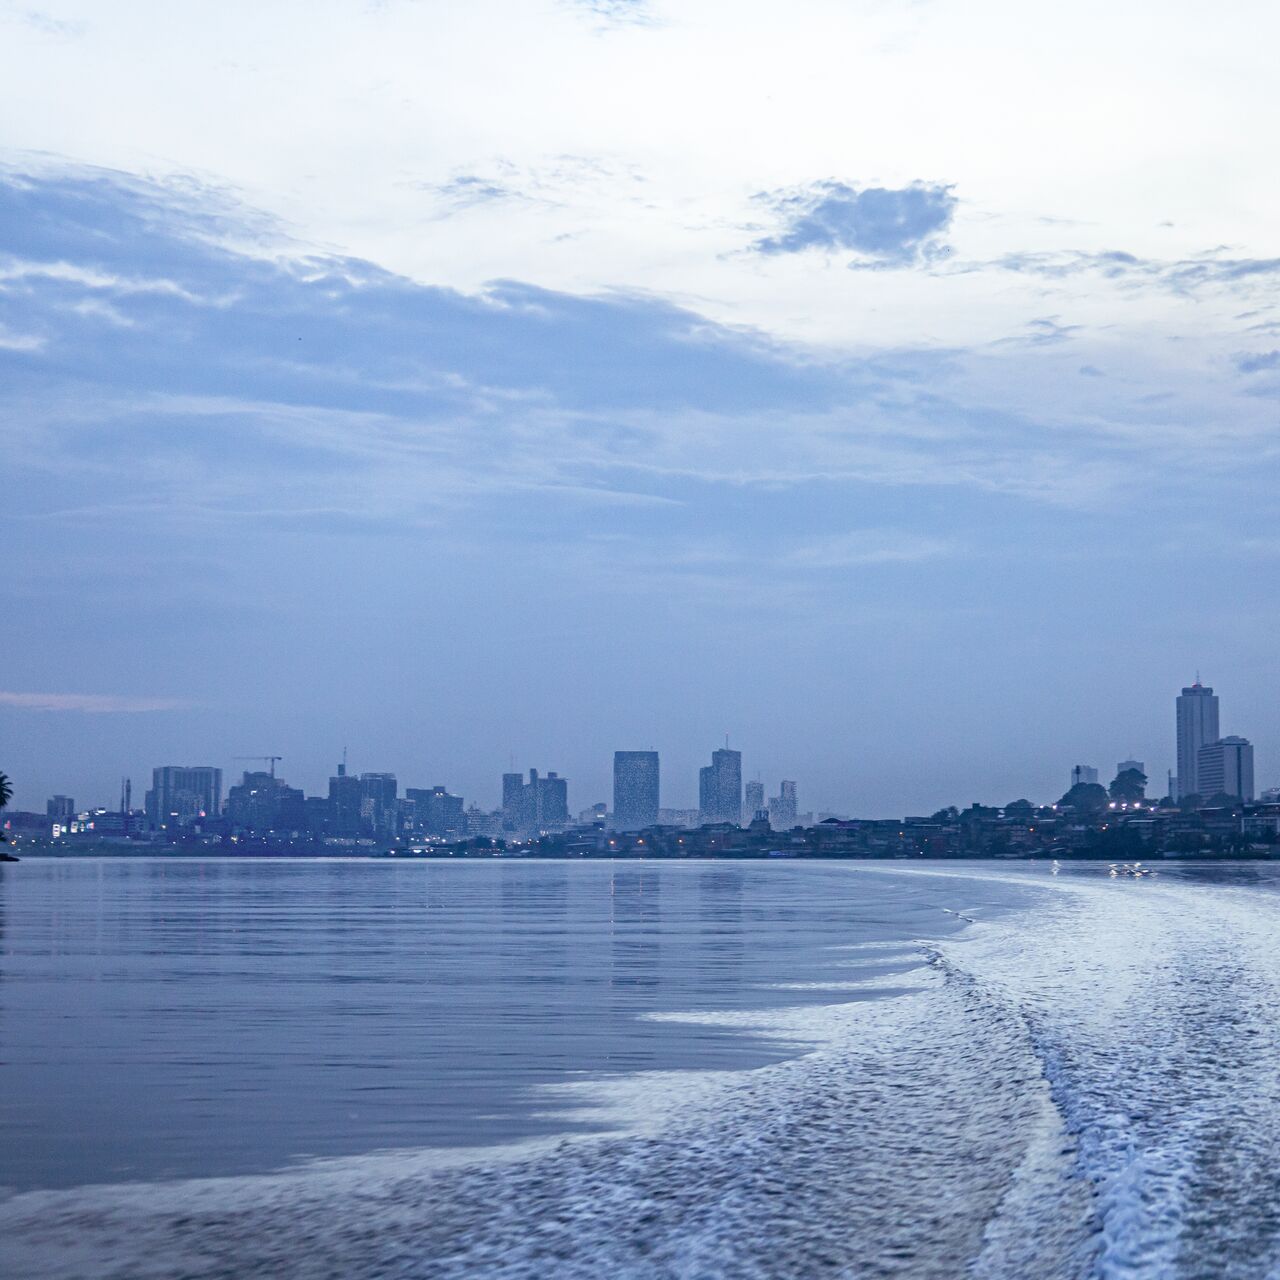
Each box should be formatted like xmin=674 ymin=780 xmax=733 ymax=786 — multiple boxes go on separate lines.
xmin=5 ymin=865 xmax=1280 ymax=1278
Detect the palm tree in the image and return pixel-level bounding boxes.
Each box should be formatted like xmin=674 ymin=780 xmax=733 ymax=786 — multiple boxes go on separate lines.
xmin=0 ymin=772 xmax=11 ymax=811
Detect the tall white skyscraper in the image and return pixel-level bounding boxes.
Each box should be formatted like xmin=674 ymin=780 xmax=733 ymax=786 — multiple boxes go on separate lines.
xmin=1176 ymin=682 xmax=1220 ymax=800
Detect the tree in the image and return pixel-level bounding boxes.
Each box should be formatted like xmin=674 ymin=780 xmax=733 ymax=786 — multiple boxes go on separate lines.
xmin=0 ymin=772 xmax=11 ymax=848
xmin=1004 ymin=799 xmax=1035 ymax=816
xmin=930 ymin=807 xmax=959 ymax=823
xmin=1108 ymin=768 xmax=1147 ymax=802
xmin=1058 ymin=782 xmax=1109 ymax=813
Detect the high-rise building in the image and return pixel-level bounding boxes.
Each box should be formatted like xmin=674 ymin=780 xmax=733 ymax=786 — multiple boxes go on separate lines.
xmin=225 ymin=770 xmax=305 ymax=832
xmin=406 ymin=786 xmax=466 ymax=838
xmin=1116 ymin=759 xmax=1146 ymax=778
xmin=1176 ymin=682 xmax=1220 ymax=800
xmin=47 ymin=795 xmax=75 ymax=819
xmin=1070 ymin=765 xmax=1099 ymax=788
xmin=744 ymin=780 xmax=765 ymax=820
xmin=1197 ymin=737 xmax=1254 ymax=802
xmin=503 ymin=769 xmax=570 ymax=835
xmin=360 ymin=773 xmax=399 ymax=836
xmin=501 ymin=772 xmax=525 ymax=832
xmin=328 ymin=764 xmax=365 ymax=835
xmin=699 ymin=748 xmax=742 ymax=826
xmin=613 ymin=751 xmax=660 ymax=830
xmin=769 ymin=780 xmax=798 ymax=828
xmin=145 ymin=766 xmax=222 ymax=828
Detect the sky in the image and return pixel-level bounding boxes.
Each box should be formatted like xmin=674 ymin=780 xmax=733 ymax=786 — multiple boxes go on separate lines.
xmin=2 ymin=0 xmax=1278 ymax=816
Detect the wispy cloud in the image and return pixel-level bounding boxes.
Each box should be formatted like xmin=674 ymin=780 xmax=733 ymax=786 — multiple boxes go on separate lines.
xmin=753 ymin=180 xmax=956 ymax=267
xmin=981 ymin=247 xmax=1280 ymax=295
xmin=0 ymin=691 xmax=193 ymax=712
xmin=568 ymin=0 xmax=655 ymax=28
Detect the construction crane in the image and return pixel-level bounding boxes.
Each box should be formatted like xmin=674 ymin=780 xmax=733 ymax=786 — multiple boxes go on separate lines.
xmin=235 ymin=755 xmax=283 ymax=778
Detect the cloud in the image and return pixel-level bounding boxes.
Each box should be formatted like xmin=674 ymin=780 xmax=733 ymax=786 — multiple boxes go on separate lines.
xmin=568 ymin=0 xmax=655 ymax=27
xmin=987 ymin=248 xmax=1280 ymax=295
xmin=1237 ymin=350 xmax=1280 ymax=374
xmin=422 ymin=173 xmax=524 ymax=211
xmin=782 ymin=531 xmax=956 ymax=568
xmin=0 ymin=691 xmax=193 ymax=712
xmin=753 ymin=181 xmax=956 ymax=266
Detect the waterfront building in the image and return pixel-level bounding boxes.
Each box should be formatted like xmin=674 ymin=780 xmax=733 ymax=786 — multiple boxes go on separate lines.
xmin=406 ymin=786 xmax=466 ymax=838
xmin=359 ymin=773 xmax=398 ymax=837
xmin=504 ymin=769 xmax=570 ymax=835
xmin=328 ymin=765 xmax=364 ymax=835
xmin=501 ymin=772 xmax=524 ymax=832
xmin=145 ymin=765 xmax=222 ymax=828
xmin=613 ymin=751 xmax=660 ymax=830
xmin=1176 ymin=682 xmax=1219 ymax=800
xmin=699 ymin=747 xmax=742 ymax=826
xmin=769 ymin=780 xmax=798 ymax=828
xmin=658 ymin=808 xmax=702 ymax=829
xmin=465 ymin=807 xmax=504 ymax=839
xmin=1197 ymin=737 xmax=1254 ymax=802
xmin=225 ymin=770 xmax=305 ymax=832
xmin=46 ymin=795 xmax=75 ymax=819
xmin=745 ymin=780 xmax=765 ymax=820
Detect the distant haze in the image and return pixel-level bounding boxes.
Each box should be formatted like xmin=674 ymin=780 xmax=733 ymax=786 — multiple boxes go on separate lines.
xmin=2 ymin=2 xmax=1277 ymax=815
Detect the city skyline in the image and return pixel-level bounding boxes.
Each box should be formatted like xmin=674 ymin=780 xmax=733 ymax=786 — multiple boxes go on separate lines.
xmin=5 ymin=3 xmax=1280 ymax=833
xmin=5 ymin=675 xmax=1267 ymax=820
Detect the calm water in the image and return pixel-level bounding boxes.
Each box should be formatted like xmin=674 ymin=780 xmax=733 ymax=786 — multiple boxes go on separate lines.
xmin=4 ymin=857 xmax=1280 ymax=1279
xmin=0 ymin=857 xmax=962 ymax=1190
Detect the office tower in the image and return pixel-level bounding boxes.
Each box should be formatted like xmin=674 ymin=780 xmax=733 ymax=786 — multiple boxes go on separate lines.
xmin=769 ymin=780 xmax=798 ymax=828
xmin=406 ymin=786 xmax=465 ymax=838
xmin=1176 ymin=682 xmax=1220 ymax=800
xmin=699 ymin=748 xmax=742 ymax=826
xmin=328 ymin=765 xmax=364 ymax=835
xmin=1070 ymin=765 xmax=1099 ymax=788
xmin=1117 ymin=759 xmax=1145 ymax=778
xmin=360 ymin=773 xmax=399 ymax=837
xmin=502 ymin=772 xmax=525 ymax=832
xmin=225 ymin=770 xmax=305 ymax=832
xmin=1197 ymin=737 xmax=1254 ymax=802
xmin=745 ymin=780 xmax=765 ymax=820
xmin=613 ymin=751 xmax=660 ymax=830
xmin=511 ymin=769 xmax=569 ymax=834
xmin=145 ymin=766 xmax=222 ymax=828
xmin=46 ymin=795 xmax=75 ymax=819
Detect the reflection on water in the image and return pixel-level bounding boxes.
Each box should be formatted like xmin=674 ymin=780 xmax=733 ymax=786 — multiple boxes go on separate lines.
xmin=0 ymin=857 xmax=952 ymax=1191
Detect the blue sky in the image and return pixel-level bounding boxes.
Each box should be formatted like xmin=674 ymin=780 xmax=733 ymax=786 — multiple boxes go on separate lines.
xmin=2 ymin=1 xmax=1278 ymax=814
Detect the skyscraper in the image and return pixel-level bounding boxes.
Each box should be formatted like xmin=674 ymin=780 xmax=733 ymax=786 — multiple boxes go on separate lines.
xmin=1176 ymin=682 xmax=1219 ymax=800
xmin=744 ymin=780 xmax=765 ymax=820
xmin=360 ymin=773 xmax=399 ymax=836
xmin=769 ymin=780 xmax=798 ymax=828
xmin=501 ymin=772 xmax=524 ymax=832
xmin=1197 ymin=736 xmax=1254 ymax=802
xmin=145 ymin=766 xmax=222 ymax=828
xmin=613 ymin=751 xmax=659 ymax=830
xmin=328 ymin=763 xmax=364 ymax=836
xmin=698 ymin=747 xmax=742 ymax=826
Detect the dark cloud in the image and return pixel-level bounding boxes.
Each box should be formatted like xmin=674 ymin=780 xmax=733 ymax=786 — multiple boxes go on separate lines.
xmin=753 ymin=181 xmax=957 ymax=267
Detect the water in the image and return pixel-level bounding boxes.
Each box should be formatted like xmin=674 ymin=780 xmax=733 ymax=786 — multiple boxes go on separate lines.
xmin=2 ymin=857 xmax=1280 ymax=1278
